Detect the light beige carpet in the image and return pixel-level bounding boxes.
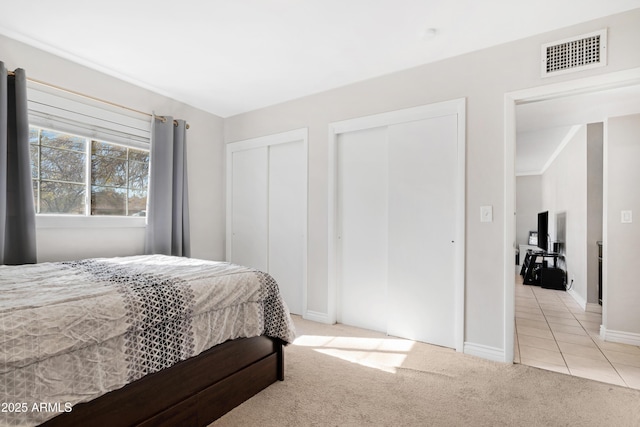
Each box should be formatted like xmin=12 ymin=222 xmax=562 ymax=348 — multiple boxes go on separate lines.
xmin=212 ymin=316 xmax=640 ymax=426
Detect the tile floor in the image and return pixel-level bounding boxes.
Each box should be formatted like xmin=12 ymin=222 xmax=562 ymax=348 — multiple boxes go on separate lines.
xmin=514 ymin=273 xmax=640 ymax=390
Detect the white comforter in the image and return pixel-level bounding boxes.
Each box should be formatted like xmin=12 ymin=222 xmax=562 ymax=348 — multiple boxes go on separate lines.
xmin=0 ymin=255 xmax=295 ymax=427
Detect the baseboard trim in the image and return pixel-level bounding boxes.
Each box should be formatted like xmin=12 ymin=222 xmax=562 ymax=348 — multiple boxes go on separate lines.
xmin=566 ymin=290 xmax=601 ymax=313
xmin=464 ymin=342 xmax=506 ymax=363
xmin=303 ymin=310 xmax=333 ymax=324
xmin=600 ymin=326 xmax=640 ymax=346
xmin=586 ymin=303 xmax=602 ymax=314
xmin=567 ymin=288 xmax=587 ymax=310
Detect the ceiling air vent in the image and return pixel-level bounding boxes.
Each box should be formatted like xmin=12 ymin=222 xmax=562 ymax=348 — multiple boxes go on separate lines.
xmin=541 ymin=29 xmax=607 ymax=78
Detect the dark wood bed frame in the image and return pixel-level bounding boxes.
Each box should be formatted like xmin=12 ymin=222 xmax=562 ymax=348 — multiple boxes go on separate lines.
xmin=39 ymin=336 xmax=284 ymax=427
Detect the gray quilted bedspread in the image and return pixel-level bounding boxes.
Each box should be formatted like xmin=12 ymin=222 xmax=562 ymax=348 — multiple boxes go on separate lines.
xmin=0 ymin=255 xmax=295 ymax=427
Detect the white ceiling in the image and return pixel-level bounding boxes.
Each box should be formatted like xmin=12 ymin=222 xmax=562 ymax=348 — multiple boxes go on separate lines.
xmin=1 ymin=0 xmax=639 ymax=118
xmin=516 ymin=84 xmax=640 ymax=175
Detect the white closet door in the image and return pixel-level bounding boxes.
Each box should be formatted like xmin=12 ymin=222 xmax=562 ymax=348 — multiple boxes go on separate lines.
xmin=230 ymin=147 xmax=269 ymax=271
xmin=336 ymin=127 xmax=389 ymax=333
xmin=335 ymin=109 xmax=460 ymax=349
xmin=227 ymin=129 xmax=308 ymax=317
xmin=387 ymin=115 xmax=458 ymax=348
xmin=269 ymin=140 xmax=306 ymax=315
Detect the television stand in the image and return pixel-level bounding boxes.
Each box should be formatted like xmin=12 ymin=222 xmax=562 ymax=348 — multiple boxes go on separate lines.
xmin=520 ymin=249 xmax=561 ymax=285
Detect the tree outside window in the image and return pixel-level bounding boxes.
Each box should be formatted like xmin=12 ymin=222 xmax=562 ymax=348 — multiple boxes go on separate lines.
xmin=30 ymin=127 xmax=149 ymax=216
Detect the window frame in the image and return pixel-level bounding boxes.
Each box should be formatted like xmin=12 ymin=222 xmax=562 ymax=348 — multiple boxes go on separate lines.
xmin=36 ymin=214 xmax=146 ymax=229
xmin=27 ymin=85 xmax=151 ymax=229
xmin=30 ymin=126 xmax=150 ymax=224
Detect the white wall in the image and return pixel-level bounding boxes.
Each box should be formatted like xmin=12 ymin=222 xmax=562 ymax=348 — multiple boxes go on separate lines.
xmin=586 ymin=123 xmax=604 ymax=306
xmin=224 ymin=9 xmax=640 ymax=353
xmin=1 ymin=35 xmax=225 ymax=262
xmin=4 ymin=9 xmax=639 ymax=355
xmin=516 ymin=175 xmax=542 ymax=248
xmin=605 ymin=113 xmax=640 ymax=340
xmin=541 ymin=126 xmax=588 ymax=305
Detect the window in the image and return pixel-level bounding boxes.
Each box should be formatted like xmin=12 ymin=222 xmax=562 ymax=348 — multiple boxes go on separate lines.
xmin=30 ymin=126 xmax=149 ymax=216
xmin=91 ymin=139 xmax=149 ymax=216
xmin=26 ymin=84 xmax=152 ymax=221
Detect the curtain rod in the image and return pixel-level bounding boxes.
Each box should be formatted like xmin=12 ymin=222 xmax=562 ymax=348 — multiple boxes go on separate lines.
xmin=7 ymin=70 xmax=190 ymax=129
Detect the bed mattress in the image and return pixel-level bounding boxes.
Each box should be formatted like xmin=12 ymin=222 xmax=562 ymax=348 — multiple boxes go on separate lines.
xmin=0 ymin=255 xmax=295 ymax=427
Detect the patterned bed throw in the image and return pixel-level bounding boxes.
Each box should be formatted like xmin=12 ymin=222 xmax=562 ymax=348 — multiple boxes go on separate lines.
xmin=0 ymin=255 xmax=295 ymax=427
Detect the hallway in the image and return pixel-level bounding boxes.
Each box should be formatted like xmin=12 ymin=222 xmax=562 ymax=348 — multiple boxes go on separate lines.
xmin=514 ymin=276 xmax=640 ymax=389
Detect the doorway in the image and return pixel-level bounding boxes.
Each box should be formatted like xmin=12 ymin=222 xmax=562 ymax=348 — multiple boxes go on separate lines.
xmin=504 ymin=67 xmax=640 ymax=363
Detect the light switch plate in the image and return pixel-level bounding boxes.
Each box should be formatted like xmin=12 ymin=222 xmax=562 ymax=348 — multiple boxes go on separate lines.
xmin=480 ymin=205 xmax=493 ymax=222
xmin=621 ymin=210 xmax=633 ymax=223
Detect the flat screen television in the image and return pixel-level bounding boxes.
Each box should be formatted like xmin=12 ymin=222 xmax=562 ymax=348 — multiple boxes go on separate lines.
xmin=537 ymin=211 xmax=549 ymax=252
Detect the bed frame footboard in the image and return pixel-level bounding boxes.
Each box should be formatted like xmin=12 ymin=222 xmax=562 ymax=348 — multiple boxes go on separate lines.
xmin=39 ymin=336 xmax=284 ymax=427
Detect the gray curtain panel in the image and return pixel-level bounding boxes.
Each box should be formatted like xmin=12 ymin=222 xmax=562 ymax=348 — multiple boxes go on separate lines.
xmin=144 ymin=117 xmax=191 ymax=257
xmin=0 ymin=62 xmax=37 ymax=265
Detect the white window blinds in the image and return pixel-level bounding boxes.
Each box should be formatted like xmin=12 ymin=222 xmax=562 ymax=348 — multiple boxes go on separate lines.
xmin=27 ymin=85 xmax=151 ymax=149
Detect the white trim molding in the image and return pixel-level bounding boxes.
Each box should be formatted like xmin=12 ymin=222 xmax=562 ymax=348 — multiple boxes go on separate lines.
xmin=540 ymin=125 xmax=581 ymax=174
xmin=36 ymin=215 xmax=146 ymax=229
xmin=586 ymin=303 xmax=602 ymax=314
xmin=600 ymin=326 xmax=640 ymax=347
xmin=226 ymin=128 xmax=308 ymax=152
xmin=464 ymin=342 xmax=505 ymax=363
xmin=567 ymin=288 xmax=587 ymax=311
xmin=303 ymin=310 xmax=333 ymax=325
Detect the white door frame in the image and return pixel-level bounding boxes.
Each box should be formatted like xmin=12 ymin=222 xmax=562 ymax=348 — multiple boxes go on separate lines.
xmin=328 ymin=99 xmax=466 ymax=352
xmin=503 ymin=67 xmax=640 ymax=363
xmin=226 ymin=128 xmax=309 ymax=315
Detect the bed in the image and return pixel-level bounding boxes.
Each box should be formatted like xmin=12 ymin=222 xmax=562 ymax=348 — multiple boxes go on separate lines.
xmin=0 ymin=255 xmax=296 ymax=427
